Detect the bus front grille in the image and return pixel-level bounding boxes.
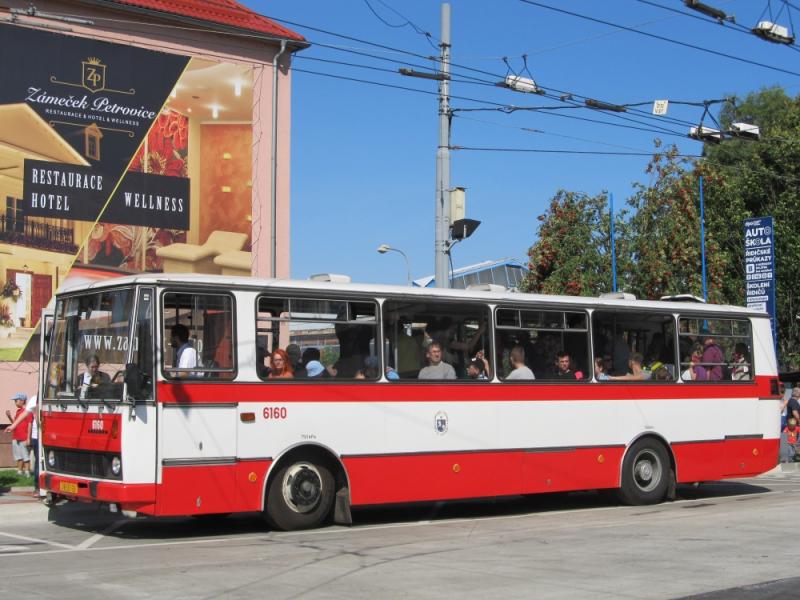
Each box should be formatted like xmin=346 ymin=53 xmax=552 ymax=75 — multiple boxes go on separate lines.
xmin=44 ymin=447 xmax=122 ymax=480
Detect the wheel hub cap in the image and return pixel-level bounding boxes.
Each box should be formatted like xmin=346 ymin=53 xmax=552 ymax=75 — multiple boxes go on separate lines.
xmin=282 ymin=463 xmax=322 ymax=514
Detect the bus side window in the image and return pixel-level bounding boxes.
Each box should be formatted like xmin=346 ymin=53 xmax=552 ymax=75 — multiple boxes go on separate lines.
xmin=495 ymin=308 xmax=590 ymax=381
xmin=256 ymin=296 xmax=379 ymax=381
xmin=678 ymin=317 xmax=752 ymax=382
xmin=383 ymin=300 xmax=490 ymax=381
xmin=592 ymin=311 xmax=676 ymax=382
xmin=162 ymin=292 xmax=236 ymax=380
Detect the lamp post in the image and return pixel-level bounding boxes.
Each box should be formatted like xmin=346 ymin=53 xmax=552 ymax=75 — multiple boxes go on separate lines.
xmin=377 ymin=244 xmax=412 ymax=286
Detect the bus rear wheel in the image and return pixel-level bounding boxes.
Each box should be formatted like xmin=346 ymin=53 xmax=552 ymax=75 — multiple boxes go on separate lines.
xmin=618 ymin=438 xmax=669 ymax=505
xmin=265 ymin=458 xmax=335 ymax=531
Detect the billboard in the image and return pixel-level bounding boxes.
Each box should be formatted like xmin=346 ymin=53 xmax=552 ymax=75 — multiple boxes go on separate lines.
xmin=744 ymin=216 xmax=777 ymax=355
xmin=0 ymin=23 xmax=256 ymax=363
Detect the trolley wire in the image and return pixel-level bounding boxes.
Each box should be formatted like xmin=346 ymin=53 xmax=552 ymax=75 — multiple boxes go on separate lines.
xmin=518 ymin=0 xmax=800 ymax=77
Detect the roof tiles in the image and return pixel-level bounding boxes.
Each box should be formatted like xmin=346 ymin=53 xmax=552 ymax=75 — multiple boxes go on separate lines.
xmin=100 ymin=0 xmax=304 ymax=42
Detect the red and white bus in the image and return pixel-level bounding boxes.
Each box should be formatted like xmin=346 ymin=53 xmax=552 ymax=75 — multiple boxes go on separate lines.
xmin=39 ymin=274 xmax=780 ymax=530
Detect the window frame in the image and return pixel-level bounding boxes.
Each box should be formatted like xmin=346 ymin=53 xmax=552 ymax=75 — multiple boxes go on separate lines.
xmin=160 ymin=288 xmax=238 ymax=381
xmin=381 ymin=297 xmax=493 ymax=383
xmin=255 ymin=293 xmax=381 ymax=383
xmin=494 ymin=304 xmax=591 ymax=383
xmin=676 ymin=315 xmax=754 ymax=383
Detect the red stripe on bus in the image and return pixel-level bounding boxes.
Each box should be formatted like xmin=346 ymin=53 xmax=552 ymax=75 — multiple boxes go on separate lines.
xmin=156 ymin=461 xmax=271 ymax=516
xmin=344 ymin=446 xmax=626 ymax=505
xmin=41 ymin=412 xmax=122 ymax=452
xmin=673 ymin=437 xmax=778 ymax=482
xmin=157 ymin=376 xmax=774 ymax=404
xmin=42 ymin=437 xmax=777 ymax=516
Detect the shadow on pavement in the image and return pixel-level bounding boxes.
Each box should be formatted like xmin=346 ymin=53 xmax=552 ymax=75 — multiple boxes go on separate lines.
xmin=42 ymin=479 xmax=772 ymax=540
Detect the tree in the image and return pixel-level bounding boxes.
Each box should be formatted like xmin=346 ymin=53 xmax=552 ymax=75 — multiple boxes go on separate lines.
xmin=521 ymin=87 xmax=800 ymax=363
xmin=521 ymin=190 xmax=624 ymax=296
xmin=702 ymin=87 xmax=800 ymax=363
xmin=625 ymin=143 xmax=728 ymax=303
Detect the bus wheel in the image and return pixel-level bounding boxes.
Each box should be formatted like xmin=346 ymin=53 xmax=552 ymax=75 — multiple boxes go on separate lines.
xmin=618 ymin=438 xmax=669 ymax=505
xmin=266 ymin=459 xmax=335 ymax=531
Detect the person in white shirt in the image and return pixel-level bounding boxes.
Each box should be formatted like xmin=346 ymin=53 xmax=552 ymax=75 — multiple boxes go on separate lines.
xmin=170 ymin=324 xmax=197 ymax=377
xmin=506 ymin=346 xmax=535 ymax=380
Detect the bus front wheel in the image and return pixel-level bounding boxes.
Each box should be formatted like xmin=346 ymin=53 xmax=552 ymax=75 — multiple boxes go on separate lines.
xmin=618 ymin=438 xmax=669 ymax=505
xmin=265 ymin=458 xmax=335 ymax=531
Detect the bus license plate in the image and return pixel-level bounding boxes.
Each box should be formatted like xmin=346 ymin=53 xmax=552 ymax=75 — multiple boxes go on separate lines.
xmin=59 ymin=481 xmax=78 ymax=494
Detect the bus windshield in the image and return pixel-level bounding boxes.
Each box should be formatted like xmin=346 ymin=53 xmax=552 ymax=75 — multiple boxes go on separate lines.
xmin=45 ymin=289 xmax=134 ymax=401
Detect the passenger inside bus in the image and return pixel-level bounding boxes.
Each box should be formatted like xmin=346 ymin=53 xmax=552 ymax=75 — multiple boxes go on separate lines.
xmin=594 ymin=357 xmax=611 ymax=381
xmin=732 ymin=343 xmax=751 ymax=380
xmin=169 ymin=324 xmax=197 ymax=377
xmin=608 ymin=352 xmax=650 ymax=381
xmin=418 ymin=342 xmax=457 ymax=380
xmin=553 ymin=351 xmax=583 ymax=380
xmin=505 ymin=346 xmax=535 ymax=380
xmin=286 ymin=344 xmax=307 ymax=378
xmin=267 ymin=349 xmax=294 ymax=379
xmin=466 ymin=357 xmax=489 ymax=380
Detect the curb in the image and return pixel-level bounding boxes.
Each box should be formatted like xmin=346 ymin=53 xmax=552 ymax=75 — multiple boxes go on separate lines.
xmin=761 ymin=462 xmax=800 ymax=476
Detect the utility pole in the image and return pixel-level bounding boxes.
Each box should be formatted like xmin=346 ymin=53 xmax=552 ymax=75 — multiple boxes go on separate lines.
xmin=434 ymin=3 xmax=451 ymax=288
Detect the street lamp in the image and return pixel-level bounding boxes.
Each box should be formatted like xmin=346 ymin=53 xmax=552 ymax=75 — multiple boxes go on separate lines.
xmin=377 ymin=244 xmax=412 ymax=286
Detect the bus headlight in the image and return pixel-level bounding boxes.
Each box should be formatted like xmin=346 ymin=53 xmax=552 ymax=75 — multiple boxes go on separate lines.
xmin=111 ymin=456 xmax=122 ymax=476
xmin=47 ymin=450 xmax=55 ymax=468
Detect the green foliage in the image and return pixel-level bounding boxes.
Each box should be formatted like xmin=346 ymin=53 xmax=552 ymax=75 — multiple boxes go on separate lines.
xmin=522 ymin=87 xmax=800 ymax=362
xmin=0 ymin=468 xmax=34 ymax=488
xmin=625 ymin=143 xmax=727 ymax=303
xmin=521 ymin=190 xmax=627 ymax=296
xmin=703 ymin=87 xmax=800 ymax=362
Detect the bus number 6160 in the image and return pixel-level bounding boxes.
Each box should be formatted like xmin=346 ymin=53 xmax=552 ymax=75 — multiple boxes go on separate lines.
xmin=263 ymin=406 xmax=287 ymax=420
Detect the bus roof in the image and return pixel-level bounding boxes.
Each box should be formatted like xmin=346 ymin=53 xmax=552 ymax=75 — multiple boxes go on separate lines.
xmin=58 ymin=273 xmax=766 ymax=318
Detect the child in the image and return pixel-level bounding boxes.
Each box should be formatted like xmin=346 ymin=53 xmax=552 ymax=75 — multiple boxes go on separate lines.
xmin=5 ymin=392 xmax=33 ymax=477
xmin=594 ymin=357 xmax=610 ymax=381
xmin=784 ymin=418 xmax=800 ymax=462
xmin=785 ymin=418 xmax=800 ymax=444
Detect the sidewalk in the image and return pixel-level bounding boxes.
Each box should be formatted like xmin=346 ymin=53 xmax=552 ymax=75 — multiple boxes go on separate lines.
xmin=0 ymin=486 xmax=39 ymax=505
xmin=763 ymin=461 xmax=800 ymax=476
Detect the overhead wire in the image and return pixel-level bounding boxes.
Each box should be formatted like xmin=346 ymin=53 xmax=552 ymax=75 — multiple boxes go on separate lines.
xmin=452 ymin=146 xmax=703 ymax=157
xmin=362 ymin=0 xmax=439 ymax=50
xmin=292 ymin=49 xmax=697 ymax=139
xmin=38 ymin=5 xmax=730 ymax=148
xmin=453 ymin=113 xmax=656 ymax=153
xmin=307 ymin=42 xmax=708 ymax=132
xmin=44 ymin=5 xmax=723 ymax=136
xmin=635 ymin=0 xmax=800 ymax=54
xmin=517 ymin=0 xmax=800 ymax=78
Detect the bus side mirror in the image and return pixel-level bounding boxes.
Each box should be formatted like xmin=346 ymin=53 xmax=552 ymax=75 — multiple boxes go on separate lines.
xmin=124 ymin=363 xmax=142 ymax=400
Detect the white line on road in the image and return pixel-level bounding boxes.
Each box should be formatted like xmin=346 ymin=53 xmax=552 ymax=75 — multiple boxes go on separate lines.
xmin=0 ymin=536 xmax=238 ymax=558
xmin=0 ymin=530 xmax=74 ymax=550
xmin=75 ymin=519 xmax=127 ymax=550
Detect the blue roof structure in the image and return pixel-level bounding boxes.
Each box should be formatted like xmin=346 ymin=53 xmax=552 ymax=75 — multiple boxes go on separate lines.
xmin=413 ymin=258 xmax=528 ymax=290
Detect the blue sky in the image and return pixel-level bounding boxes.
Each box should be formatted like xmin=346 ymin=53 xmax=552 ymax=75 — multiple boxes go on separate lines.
xmin=251 ymin=0 xmax=799 ymax=285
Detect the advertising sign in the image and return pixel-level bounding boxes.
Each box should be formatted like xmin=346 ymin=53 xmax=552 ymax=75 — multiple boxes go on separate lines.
xmin=0 ymin=21 xmax=256 ymax=363
xmin=23 ymin=160 xmax=190 ymax=229
xmin=0 ymin=24 xmax=188 ymax=180
xmin=744 ymin=216 xmax=777 ymax=351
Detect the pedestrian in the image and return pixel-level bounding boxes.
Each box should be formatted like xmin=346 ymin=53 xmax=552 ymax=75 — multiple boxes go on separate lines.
xmin=783 ymin=417 xmax=800 ymax=462
xmin=5 ymin=392 xmax=39 ymax=494
xmin=5 ymin=392 xmax=33 ymax=478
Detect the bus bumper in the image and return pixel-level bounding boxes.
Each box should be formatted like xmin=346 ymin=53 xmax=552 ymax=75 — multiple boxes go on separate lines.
xmin=42 ymin=473 xmax=156 ymax=514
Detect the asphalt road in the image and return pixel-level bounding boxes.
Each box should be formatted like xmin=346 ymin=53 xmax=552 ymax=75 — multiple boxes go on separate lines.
xmin=1 ymin=471 xmax=799 ymax=599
